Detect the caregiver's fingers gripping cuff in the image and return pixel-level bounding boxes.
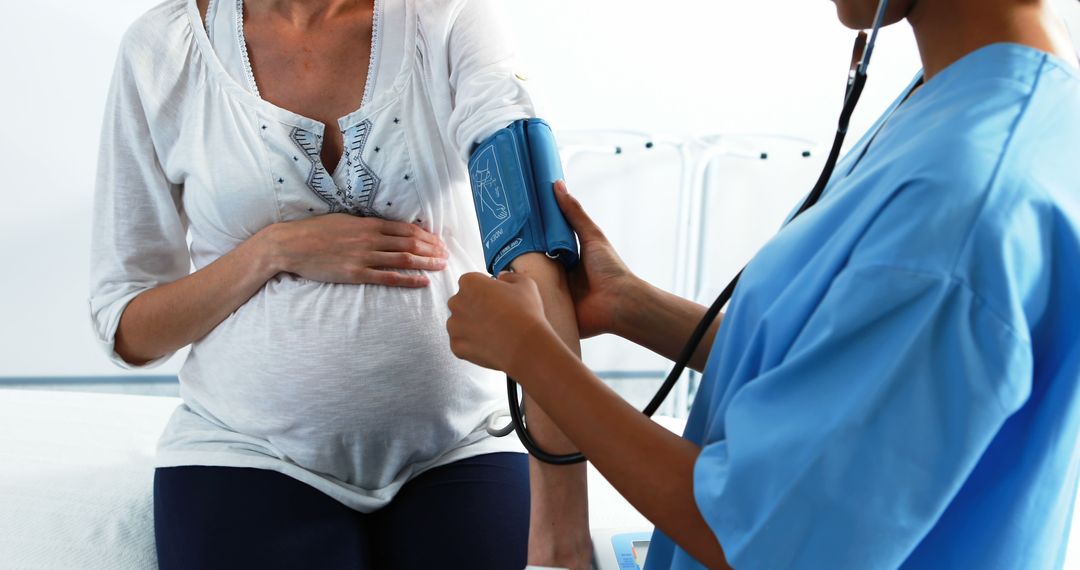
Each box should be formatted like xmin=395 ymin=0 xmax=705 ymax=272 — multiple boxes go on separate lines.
xmin=553 ymin=180 xmax=605 ymax=243
xmin=468 ymin=119 xmax=579 ymax=275
xmin=446 ymin=272 xmax=552 ymax=376
xmin=553 ymin=179 xmax=641 ymax=340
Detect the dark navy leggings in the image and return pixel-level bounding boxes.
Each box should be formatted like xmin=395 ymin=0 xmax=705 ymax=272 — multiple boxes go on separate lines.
xmin=154 ymin=452 xmax=530 ymax=570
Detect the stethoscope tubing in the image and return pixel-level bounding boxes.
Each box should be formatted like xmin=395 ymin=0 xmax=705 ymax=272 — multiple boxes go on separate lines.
xmin=505 ymin=0 xmax=889 ymax=465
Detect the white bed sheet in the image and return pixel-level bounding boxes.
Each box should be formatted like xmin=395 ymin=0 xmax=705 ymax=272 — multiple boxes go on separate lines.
xmin=0 ymin=389 xmax=177 ymax=569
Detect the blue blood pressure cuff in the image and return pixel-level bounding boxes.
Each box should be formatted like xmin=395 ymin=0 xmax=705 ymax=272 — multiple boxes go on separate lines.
xmin=468 ymin=118 xmax=579 ymax=275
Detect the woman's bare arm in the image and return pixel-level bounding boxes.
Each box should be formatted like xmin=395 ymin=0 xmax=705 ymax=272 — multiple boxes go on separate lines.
xmin=507 ymin=253 xmax=593 ymax=569
xmin=495 ymin=184 xmax=722 ymax=567
xmin=114 ymin=229 xmax=277 ymax=365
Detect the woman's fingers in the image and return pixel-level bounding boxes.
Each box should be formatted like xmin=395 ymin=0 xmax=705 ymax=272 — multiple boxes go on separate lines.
xmin=287 ymin=215 xmax=451 ymax=286
xmin=553 ymin=181 xmax=605 ymax=242
xmin=378 ymin=219 xmax=444 ymax=247
xmin=378 ymin=235 xmax=448 ymax=259
xmin=368 ymin=251 xmax=448 ymax=271
xmin=355 ymin=268 xmax=431 ymax=288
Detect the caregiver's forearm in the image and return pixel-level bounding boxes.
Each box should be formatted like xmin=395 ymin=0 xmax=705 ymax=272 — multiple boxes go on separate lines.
xmin=114 ymin=229 xmax=279 ymax=365
xmin=510 ymin=334 xmax=731 ymax=569
xmin=510 ymin=253 xmax=592 ymax=568
xmin=614 ymin=279 xmax=722 ymax=373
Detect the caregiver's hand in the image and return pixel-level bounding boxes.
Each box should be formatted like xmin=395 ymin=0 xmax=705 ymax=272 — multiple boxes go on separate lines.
xmin=446 ymin=272 xmax=556 ymax=375
xmin=264 ymin=214 xmax=448 ymax=287
xmin=553 ymin=180 xmax=641 ymax=337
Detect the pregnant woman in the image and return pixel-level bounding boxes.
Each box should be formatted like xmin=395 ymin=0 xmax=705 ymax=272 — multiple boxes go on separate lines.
xmin=89 ymin=0 xmax=588 ymax=567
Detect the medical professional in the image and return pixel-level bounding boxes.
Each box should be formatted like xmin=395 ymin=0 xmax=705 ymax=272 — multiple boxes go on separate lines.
xmin=447 ymin=0 xmax=1080 ymax=567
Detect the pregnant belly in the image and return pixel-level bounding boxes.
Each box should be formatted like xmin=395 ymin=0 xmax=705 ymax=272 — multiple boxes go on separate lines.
xmin=180 ymin=273 xmax=503 ymax=487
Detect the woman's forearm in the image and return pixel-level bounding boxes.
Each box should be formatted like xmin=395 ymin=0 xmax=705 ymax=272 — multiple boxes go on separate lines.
xmin=113 ymin=227 xmax=281 ymax=365
xmin=614 ymin=279 xmax=722 ymax=373
xmin=508 ymin=253 xmax=592 ymax=568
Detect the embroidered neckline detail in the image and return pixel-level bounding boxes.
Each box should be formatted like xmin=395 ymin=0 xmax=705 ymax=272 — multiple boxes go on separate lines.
xmin=291 ymin=121 xmax=381 ymax=216
xmin=342 ymin=119 xmax=380 ymax=213
xmin=361 ymin=0 xmax=383 ymax=108
xmin=204 ymin=0 xmax=216 ymax=34
xmin=234 ymin=0 xmax=261 ymax=98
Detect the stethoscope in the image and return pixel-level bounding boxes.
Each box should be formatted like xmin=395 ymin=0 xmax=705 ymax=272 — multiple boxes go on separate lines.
xmin=492 ymin=0 xmax=893 ymax=465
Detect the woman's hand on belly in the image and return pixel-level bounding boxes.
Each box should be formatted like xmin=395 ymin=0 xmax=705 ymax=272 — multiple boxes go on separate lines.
xmin=264 ymin=214 xmax=448 ymax=287
xmin=113 ymin=213 xmax=447 ymax=365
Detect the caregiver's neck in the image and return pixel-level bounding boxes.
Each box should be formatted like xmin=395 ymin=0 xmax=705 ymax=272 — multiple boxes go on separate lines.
xmin=907 ymin=0 xmax=1078 ymax=81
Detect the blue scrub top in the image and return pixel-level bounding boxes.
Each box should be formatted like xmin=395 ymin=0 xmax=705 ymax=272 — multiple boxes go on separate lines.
xmin=648 ymin=44 xmax=1080 ymax=569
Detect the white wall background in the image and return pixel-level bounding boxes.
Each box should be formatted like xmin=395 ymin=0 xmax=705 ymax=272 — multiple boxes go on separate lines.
xmin=1 ymin=0 xmax=1080 ymax=564
xmin=0 ymin=0 xmax=1077 ymax=379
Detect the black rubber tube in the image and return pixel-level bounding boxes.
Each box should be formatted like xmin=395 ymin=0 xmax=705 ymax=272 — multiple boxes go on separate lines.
xmin=507 ymin=64 xmax=871 ymax=465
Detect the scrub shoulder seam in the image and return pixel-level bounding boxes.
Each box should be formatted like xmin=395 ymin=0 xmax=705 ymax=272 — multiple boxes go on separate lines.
xmin=948 ymin=56 xmax=1046 ymax=283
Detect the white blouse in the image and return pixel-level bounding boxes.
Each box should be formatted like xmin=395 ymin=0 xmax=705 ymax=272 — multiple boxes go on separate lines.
xmin=89 ymin=0 xmax=536 ymax=511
